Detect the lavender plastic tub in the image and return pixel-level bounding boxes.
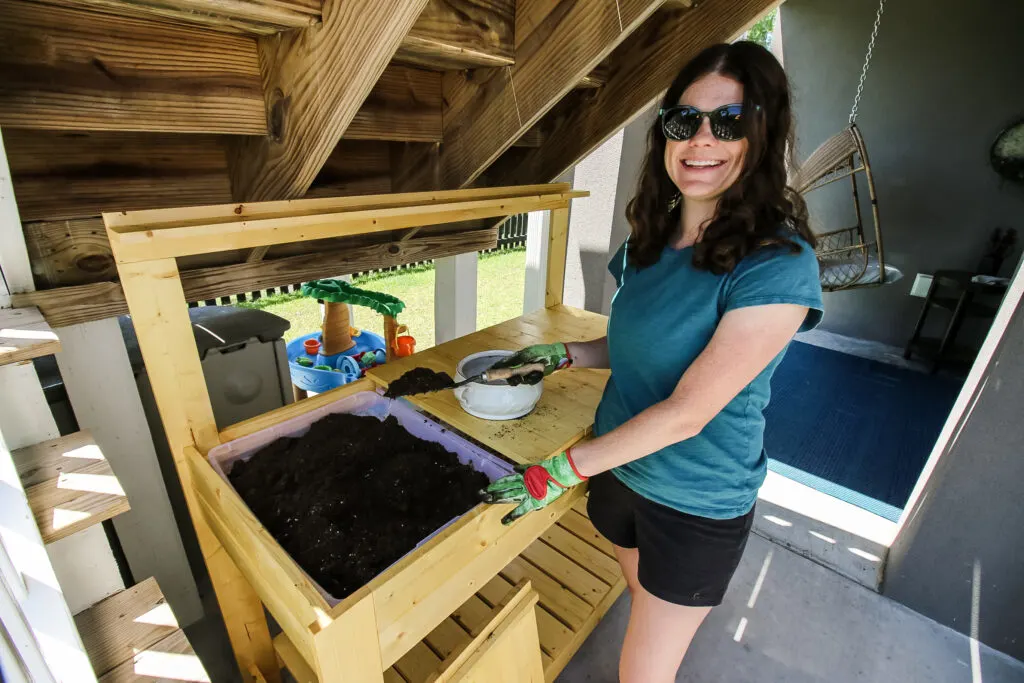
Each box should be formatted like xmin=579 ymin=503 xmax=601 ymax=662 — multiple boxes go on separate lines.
xmin=207 ymin=391 xmax=513 ymax=605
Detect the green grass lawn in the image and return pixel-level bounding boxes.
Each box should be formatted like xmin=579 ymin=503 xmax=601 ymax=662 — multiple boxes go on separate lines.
xmin=236 ymin=248 xmax=526 ymax=350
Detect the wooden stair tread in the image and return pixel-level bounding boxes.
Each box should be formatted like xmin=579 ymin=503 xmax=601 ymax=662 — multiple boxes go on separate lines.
xmin=276 ymin=508 xmax=625 ymax=683
xmin=12 ymin=429 xmax=130 ymax=544
xmin=0 ymin=306 xmax=60 ymax=367
xmin=75 ymin=577 xmax=209 ymax=681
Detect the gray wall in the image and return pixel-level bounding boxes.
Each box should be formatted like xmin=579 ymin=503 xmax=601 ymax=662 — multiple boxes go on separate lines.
xmin=782 ymin=0 xmax=1024 ymax=346
xmin=885 ymin=291 xmax=1024 ymax=661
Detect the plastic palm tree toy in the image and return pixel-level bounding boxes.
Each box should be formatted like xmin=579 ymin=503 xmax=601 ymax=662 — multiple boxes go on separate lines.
xmin=301 ymin=279 xmax=414 ymax=361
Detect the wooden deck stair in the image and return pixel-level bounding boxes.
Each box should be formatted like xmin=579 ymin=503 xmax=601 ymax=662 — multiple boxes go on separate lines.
xmin=11 ymin=429 xmax=131 ymax=544
xmin=75 ymin=576 xmax=210 ymax=682
xmin=0 ymin=306 xmax=61 ymax=367
xmin=275 ymin=496 xmax=626 ymax=683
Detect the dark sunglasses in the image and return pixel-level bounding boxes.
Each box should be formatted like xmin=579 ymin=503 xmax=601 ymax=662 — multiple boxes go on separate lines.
xmin=658 ymin=103 xmax=758 ymax=142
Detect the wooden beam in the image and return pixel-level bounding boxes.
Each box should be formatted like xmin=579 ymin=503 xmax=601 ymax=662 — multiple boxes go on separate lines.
xmin=437 ymin=0 xmax=665 ymax=189
xmin=45 ymin=0 xmax=515 ymax=71
xmin=395 ymin=0 xmax=515 ymax=70
xmin=107 ymin=192 xmax=580 ymax=263
xmin=5 ymin=130 xmax=233 ymax=222
xmin=306 ymin=140 xmax=392 ymax=199
xmin=0 ymin=0 xmax=266 ymax=134
xmin=487 ymin=0 xmax=778 ymax=186
xmin=51 ymin=0 xmax=320 ymax=35
xmin=227 ymin=0 xmax=430 ymax=205
xmin=344 ymin=65 xmax=442 ymax=143
xmin=576 ymin=63 xmax=610 ymax=89
xmin=24 ymin=218 xmax=120 ymax=289
xmin=13 ymin=229 xmax=498 ymax=327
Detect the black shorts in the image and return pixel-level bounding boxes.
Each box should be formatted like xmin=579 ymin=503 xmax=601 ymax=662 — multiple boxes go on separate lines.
xmin=586 ymin=471 xmax=754 ymax=607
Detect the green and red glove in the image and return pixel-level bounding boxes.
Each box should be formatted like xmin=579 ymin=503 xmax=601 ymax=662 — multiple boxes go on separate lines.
xmin=489 ymin=343 xmax=573 ymax=386
xmin=480 ymin=450 xmax=587 ymax=524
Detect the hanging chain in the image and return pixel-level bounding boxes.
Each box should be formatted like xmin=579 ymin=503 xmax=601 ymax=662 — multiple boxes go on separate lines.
xmin=849 ymin=0 xmax=886 ymax=124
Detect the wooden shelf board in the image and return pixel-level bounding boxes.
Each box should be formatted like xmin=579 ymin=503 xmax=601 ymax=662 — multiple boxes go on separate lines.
xmin=276 ymin=496 xmax=625 ymax=682
xmin=0 ymin=306 xmax=60 ymax=367
xmin=367 ymin=305 xmax=610 ymax=466
xmin=12 ymin=429 xmax=130 ymax=544
xmin=74 ymin=577 xmax=208 ymax=681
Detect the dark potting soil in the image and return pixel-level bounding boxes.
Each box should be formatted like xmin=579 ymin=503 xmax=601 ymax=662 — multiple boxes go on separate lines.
xmin=227 ymin=412 xmax=488 ymax=599
xmin=383 ymin=367 xmax=455 ymax=398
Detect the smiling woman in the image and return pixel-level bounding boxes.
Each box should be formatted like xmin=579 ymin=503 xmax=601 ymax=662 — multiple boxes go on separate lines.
xmin=479 ymin=41 xmax=824 ymax=683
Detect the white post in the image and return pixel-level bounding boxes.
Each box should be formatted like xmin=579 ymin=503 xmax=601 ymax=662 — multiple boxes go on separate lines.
xmin=0 ymin=129 xmax=33 ymax=296
xmin=55 ymin=319 xmax=204 ymax=624
xmin=522 ymin=211 xmax=551 ymax=314
xmin=434 ymin=253 xmax=478 ymax=344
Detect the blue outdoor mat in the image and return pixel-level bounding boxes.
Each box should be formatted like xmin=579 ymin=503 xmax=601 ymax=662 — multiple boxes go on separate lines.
xmin=763 ymin=341 xmax=963 ymax=522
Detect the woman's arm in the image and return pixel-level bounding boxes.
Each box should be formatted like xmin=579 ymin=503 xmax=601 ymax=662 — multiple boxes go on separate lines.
xmin=566 ymin=337 xmax=610 ymax=370
xmin=570 ymin=303 xmax=808 ymax=477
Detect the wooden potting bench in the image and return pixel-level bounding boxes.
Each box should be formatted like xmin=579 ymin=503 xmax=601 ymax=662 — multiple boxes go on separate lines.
xmin=104 ymin=184 xmax=626 ymax=683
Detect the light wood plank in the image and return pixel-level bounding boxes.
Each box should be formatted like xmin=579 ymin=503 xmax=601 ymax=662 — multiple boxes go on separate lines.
xmin=227 ymin=0 xmax=430 ymax=204
xmin=368 ymin=306 xmax=608 ymax=466
xmin=0 ymin=307 xmax=60 ymax=367
xmin=118 ymin=258 xmax=278 ymax=682
xmin=274 ymin=633 xmax=316 ymax=683
xmin=520 ymin=540 xmax=610 ymax=607
xmin=0 ymin=0 xmax=265 ymax=134
xmin=425 ymin=618 xmax=473 ymax=659
xmin=14 ymin=228 xmax=496 ymax=327
xmin=556 ymin=510 xmax=616 ymax=558
xmin=396 ymin=0 xmax=515 ymax=70
xmin=6 ymin=130 xmax=233 ymax=223
xmin=541 ymin=523 xmax=620 ymax=586
xmin=106 ymin=192 xmax=579 ymax=263
xmin=545 ymin=206 xmax=569 ymax=307
xmin=541 ymin=574 xmax=626 ymax=682
xmin=312 ymin=592 xmax=385 ymax=683
xmin=98 ymin=628 xmax=209 ymax=683
xmin=13 ymin=429 xmax=131 ymax=544
xmin=74 ymin=577 xmax=177 ymax=676
xmin=103 ymin=183 xmax=572 ymax=231
xmin=488 ymin=0 xmax=777 ymax=186
xmin=438 ymin=0 xmax=664 ymax=188
xmin=394 ymin=642 xmax=442 ymax=683
xmin=475 ymin=575 xmax=572 ymax=663
xmin=369 ymin=489 xmax=584 ymax=669
xmin=500 ymin=559 xmax=590 ymax=631
xmin=571 ymin=496 xmax=589 ymax=518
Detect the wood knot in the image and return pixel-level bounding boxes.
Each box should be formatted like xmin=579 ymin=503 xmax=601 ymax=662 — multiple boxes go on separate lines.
xmin=268 ymin=88 xmax=290 ymax=143
xmin=234 ymin=205 xmax=244 ymax=215
xmin=77 ymin=254 xmax=114 ymax=273
xmin=388 ymin=244 xmax=400 ymax=255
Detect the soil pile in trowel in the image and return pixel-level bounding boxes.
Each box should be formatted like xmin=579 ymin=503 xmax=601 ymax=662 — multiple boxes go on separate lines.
xmin=383 ymin=367 xmax=455 ymax=398
xmin=228 ymin=413 xmax=488 ymax=599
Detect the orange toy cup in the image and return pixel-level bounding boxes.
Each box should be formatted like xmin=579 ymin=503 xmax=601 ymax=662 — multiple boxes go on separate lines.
xmin=303 ymin=338 xmax=321 ymax=355
xmin=395 ymin=335 xmax=416 ymax=357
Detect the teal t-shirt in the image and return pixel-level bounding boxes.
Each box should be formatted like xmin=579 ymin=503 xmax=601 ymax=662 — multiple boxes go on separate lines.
xmin=594 ymin=235 xmax=824 ymax=519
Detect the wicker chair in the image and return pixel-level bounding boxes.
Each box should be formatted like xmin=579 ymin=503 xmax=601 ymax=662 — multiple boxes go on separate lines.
xmin=792 ymin=124 xmax=897 ymax=291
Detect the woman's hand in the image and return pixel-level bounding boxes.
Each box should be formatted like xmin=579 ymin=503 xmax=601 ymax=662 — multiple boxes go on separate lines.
xmin=489 ymin=343 xmax=573 ymax=386
xmin=480 ymin=451 xmax=587 ymax=524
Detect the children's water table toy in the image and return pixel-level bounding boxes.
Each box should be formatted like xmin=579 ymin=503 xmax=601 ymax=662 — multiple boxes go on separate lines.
xmin=287 ymin=279 xmax=417 ymax=394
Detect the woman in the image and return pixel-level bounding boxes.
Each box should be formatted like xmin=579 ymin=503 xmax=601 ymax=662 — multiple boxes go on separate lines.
xmin=482 ymin=42 xmax=823 ymax=682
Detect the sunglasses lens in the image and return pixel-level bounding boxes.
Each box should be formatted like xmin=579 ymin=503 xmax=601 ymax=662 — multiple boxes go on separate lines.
xmin=662 ymin=107 xmax=702 ymax=141
xmin=710 ymin=105 xmax=745 ymax=141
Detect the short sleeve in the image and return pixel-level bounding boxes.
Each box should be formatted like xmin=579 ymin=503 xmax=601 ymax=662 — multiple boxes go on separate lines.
xmin=607 ymin=240 xmax=629 ymax=287
xmin=723 ymin=239 xmax=824 ymax=332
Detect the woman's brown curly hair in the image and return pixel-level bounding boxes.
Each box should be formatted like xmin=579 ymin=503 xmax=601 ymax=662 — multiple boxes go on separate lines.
xmin=626 ymin=41 xmax=814 ymax=273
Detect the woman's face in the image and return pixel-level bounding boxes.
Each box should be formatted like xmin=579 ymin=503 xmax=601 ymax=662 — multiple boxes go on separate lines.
xmin=664 ymin=73 xmax=748 ymax=203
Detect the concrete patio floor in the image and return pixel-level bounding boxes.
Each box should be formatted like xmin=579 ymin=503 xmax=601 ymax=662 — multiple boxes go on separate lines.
xmin=557 ymin=534 xmax=1024 ymax=683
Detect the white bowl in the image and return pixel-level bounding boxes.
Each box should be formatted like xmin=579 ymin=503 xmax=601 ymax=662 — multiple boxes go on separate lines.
xmin=454 ymin=350 xmax=543 ymax=420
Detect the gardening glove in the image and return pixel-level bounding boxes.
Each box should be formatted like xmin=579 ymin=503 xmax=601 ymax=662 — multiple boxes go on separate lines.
xmin=480 ymin=450 xmax=587 ymax=524
xmin=489 ymin=342 xmax=572 ymax=386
